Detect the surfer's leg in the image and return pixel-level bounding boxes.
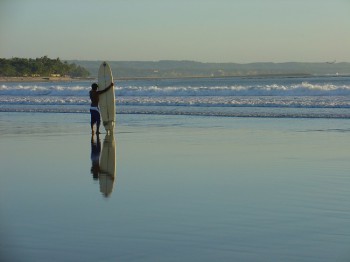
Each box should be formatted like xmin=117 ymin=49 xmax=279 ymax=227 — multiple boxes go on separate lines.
xmin=90 ymin=109 xmax=96 ymax=134
xmin=96 ymin=112 xmax=101 ymax=134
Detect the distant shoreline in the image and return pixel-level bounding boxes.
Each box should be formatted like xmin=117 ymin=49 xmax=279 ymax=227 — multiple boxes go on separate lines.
xmin=0 ymin=76 xmax=95 ymax=82
xmin=115 ymin=73 xmax=313 ymax=81
xmin=1 ymin=73 xmax=348 ymax=83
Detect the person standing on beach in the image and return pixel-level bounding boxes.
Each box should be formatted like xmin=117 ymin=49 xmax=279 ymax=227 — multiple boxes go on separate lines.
xmin=89 ymin=82 xmax=114 ymax=134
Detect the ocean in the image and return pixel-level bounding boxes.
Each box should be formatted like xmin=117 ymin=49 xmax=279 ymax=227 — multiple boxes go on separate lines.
xmin=1 ymin=75 xmax=350 ymax=118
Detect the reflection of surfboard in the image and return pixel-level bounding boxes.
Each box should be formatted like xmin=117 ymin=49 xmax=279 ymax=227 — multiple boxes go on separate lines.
xmin=99 ymin=133 xmax=116 ymax=197
xmin=98 ymin=62 xmax=115 ymax=133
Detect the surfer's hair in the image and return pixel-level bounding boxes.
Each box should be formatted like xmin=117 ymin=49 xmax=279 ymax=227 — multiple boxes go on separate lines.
xmin=91 ymin=83 xmax=98 ymax=90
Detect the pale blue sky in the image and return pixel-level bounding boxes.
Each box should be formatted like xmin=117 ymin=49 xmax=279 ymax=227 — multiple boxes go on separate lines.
xmin=1 ymin=0 xmax=349 ymax=62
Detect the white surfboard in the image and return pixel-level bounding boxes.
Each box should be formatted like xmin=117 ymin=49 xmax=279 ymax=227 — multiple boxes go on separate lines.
xmin=98 ymin=62 xmax=115 ymax=133
xmin=99 ymin=133 xmax=116 ymax=197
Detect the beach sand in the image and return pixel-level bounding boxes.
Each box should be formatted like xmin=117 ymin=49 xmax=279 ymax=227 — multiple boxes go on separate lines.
xmin=1 ymin=112 xmax=350 ymax=261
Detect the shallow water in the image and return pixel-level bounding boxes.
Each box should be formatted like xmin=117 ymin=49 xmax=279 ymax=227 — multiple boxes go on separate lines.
xmin=1 ymin=113 xmax=350 ymax=261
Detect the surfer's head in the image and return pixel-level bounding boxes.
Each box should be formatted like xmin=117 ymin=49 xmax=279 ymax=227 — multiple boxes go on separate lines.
xmin=91 ymin=83 xmax=98 ymax=90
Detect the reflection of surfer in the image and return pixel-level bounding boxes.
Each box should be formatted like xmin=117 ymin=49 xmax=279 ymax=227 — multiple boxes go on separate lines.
xmin=89 ymin=134 xmax=116 ymax=198
xmin=90 ymin=135 xmax=101 ymax=180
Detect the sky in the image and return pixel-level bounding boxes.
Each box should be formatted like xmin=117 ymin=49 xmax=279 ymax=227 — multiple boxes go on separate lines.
xmin=0 ymin=0 xmax=349 ymax=63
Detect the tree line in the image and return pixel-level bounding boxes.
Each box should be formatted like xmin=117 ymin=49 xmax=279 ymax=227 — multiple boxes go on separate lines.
xmin=0 ymin=56 xmax=90 ymax=77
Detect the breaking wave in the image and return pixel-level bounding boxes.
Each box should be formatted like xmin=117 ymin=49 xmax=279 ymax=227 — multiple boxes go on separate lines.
xmin=1 ymin=76 xmax=350 ymax=118
xmin=1 ymin=81 xmax=350 ymax=97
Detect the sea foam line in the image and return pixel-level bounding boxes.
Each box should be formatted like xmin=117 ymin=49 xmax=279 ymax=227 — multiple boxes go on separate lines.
xmin=1 ymin=96 xmax=350 ymax=108
xmin=1 ymin=82 xmax=350 ymax=96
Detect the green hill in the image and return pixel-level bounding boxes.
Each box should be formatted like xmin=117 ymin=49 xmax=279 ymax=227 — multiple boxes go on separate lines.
xmin=0 ymin=56 xmax=90 ymax=77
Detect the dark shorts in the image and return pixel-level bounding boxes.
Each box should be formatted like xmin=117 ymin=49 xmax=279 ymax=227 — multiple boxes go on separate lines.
xmin=90 ymin=109 xmax=100 ymax=126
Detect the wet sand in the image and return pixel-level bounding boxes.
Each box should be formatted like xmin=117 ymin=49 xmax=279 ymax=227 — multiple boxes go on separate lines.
xmin=1 ymin=112 xmax=350 ymax=261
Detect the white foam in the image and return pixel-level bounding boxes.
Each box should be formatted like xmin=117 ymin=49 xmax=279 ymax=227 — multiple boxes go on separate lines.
xmin=1 ymin=82 xmax=350 ymax=97
xmin=0 ymin=84 xmax=89 ymax=96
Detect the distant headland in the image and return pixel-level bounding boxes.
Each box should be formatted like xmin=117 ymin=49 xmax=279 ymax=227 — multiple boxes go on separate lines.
xmin=72 ymin=60 xmax=350 ymax=79
xmin=1 ymin=57 xmax=350 ymax=82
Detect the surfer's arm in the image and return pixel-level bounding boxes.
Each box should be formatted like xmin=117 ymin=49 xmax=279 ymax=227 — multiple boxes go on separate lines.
xmin=97 ymin=82 xmax=114 ymax=94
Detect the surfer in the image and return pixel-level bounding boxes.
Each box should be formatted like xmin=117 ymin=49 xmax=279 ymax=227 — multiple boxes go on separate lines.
xmin=89 ymin=82 xmax=114 ymax=134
